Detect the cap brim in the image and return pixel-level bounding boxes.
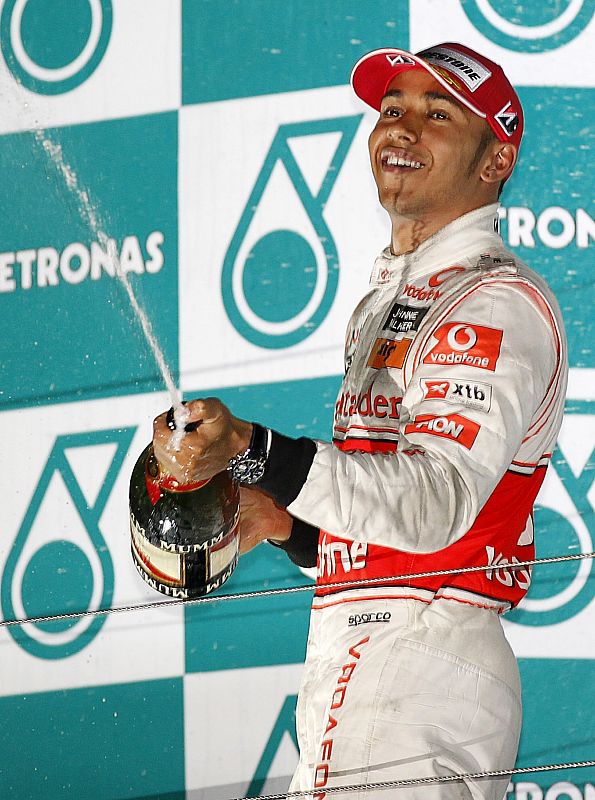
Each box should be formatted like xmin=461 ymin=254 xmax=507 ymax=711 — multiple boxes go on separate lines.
xmin=350 ymin=48 xmax=487 ymax=121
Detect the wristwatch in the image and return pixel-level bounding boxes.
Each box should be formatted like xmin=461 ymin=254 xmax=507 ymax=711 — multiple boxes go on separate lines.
xmin=227 ymin=423 xmax=271 ymax=485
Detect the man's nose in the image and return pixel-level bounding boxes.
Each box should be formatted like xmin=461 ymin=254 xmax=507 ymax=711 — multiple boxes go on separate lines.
xmin=387 ymin=113 xmax=420 ymax=143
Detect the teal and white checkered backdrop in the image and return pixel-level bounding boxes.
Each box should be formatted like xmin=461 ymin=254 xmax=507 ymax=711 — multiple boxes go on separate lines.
xmin=1 ymin=2 xmax=594 ymax=798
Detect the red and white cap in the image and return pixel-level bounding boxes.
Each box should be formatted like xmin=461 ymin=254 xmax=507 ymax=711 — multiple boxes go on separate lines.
xmin=351 ymin=42 xmax=523 ymax=150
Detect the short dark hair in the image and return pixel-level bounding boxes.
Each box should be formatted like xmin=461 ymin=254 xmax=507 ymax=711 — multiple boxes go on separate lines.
xmin=467 ymin=126 xmax=505 ymax=198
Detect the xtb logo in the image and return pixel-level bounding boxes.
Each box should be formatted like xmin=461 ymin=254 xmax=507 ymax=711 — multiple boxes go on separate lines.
xmin=1 ymin=427 xmax=135 ymax=659
xmin=1 ymin=0 xmax=113 ymax=94
xmin=221 ymin=115 xmax=361 ymax=349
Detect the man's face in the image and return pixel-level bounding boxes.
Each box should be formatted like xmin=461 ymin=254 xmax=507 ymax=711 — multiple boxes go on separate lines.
xmin=368 ymin=68 xmax=496 ymax=222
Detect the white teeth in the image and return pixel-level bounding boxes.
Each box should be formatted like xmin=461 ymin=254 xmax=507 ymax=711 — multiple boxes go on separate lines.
xmin=385 ymin=154 xmax=423 ymax=169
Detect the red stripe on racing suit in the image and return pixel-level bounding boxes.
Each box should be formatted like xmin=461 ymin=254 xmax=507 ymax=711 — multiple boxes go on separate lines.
xmin=315 ymin=459 xmax=547 ymax=611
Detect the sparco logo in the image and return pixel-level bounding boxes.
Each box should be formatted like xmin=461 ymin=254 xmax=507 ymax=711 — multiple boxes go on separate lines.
xmin=424 ymin=322 xmax=503 ymax=371
xmin=348 ymin=611 xmax=391 ymax=627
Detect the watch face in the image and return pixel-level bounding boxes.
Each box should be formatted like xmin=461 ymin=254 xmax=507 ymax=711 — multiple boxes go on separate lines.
xmin=229 ymin=456 xmax=266 ymax=485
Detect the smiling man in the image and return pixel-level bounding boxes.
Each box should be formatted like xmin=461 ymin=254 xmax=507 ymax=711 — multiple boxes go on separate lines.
xmin=153 ymin=43 xmax=568 ymax=799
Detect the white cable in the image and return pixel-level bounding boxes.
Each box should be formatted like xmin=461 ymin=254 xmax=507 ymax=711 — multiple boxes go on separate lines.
xmin=1 ymin=551 xmax=593 ymax=628
xmin=231 ymin=759 xmax=595 ymax=800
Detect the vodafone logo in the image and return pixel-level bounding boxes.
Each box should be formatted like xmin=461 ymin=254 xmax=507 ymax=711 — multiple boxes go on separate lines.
xmin=404 ymin=413 xmax=480 ymax=449
xmin=424 ymin=322 xmax=503 ymax=371
xmin=428 ymin=265 xmax=465 ymax=287
xmin=403 ymin=266 xmax=465 ymax=303
xmin=447 ymin=324 xmax=478 ymax=351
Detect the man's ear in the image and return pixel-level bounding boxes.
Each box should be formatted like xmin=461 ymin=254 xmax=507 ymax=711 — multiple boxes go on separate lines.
xmin=481 ymin=143 xmax=518 ymax=185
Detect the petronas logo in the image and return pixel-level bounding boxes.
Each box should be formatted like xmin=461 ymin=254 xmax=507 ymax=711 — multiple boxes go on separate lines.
xmin=1 ymin=427 xmax=135 ymax=659
xmin=460 ymin=0 xmax=595 ymax=53
xmin=247 ymin=695 xmax=299 ymax=796
xmin=221 ymin=115 xmax=362 ymax=349
xmin=508 ymin=402 xmax=595 ymax=627
xmin=0 ymin=0 xmax=113 ymax=95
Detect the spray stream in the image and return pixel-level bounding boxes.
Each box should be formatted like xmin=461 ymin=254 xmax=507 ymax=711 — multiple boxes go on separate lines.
xmin=33 ymin=130 xmax=188 ymax=443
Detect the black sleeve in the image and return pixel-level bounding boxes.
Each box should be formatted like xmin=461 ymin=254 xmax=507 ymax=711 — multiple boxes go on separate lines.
xmin=268 ymin=516 xmax=319 ymax=568
xmin=256 ymin=429 xmax=317 ymax=507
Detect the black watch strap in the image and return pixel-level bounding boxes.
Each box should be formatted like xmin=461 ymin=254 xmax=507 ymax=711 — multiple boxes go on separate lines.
xmin=227 ymin=423 xmax=270 ymax=485
xmin=249 ymin=422 xmax=269 ymax=458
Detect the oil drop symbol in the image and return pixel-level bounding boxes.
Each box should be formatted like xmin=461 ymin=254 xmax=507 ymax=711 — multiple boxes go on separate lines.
xmin=221 ymin=115 xmax=362 ymax=349
xmin=1 ymin=427 xmax=135 ymax=659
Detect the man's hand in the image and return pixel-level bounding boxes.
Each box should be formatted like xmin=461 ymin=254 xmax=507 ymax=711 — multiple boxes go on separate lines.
xmin=152 ymin=398 xmax=253 ymax=483
xmin=239 ymin=487 xmax=292 ymax=554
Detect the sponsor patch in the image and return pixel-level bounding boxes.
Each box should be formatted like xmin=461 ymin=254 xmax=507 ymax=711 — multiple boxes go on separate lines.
xmin=423 ymin=322 xmax=503 ymax=371
xmin=383 ymin=302 xmax=429 ymax=334
xmin=386 ymin=54 xmax=416 ymax=67
xmin=404 ymin=413 xmax=480 ymax=449
xmin=402 ymin=282 xmax=441 ymax=302
xmin=335 ymin=387 xmax=401 ymax=422
xmin=429 ymin=266 xmax=465 ymax=287
xmin=495 ymin=101 xmax=520 ymax=137
xmin=421 ymin=378 xmax=492 ymax=412
xmin=318 ymin=534 xmax=368 ymax=579
xmin=432 ymin=65 xmax=463 ymax=92
xmin=348 ymin=611 xmax=391 ymax=627
xmin=399 ymin=267 xmax=465 ymax=304
xmin=367 ymin=337 xmax=411 ymax=370
xmin=420 ymin=45 xmax=492 ymax=93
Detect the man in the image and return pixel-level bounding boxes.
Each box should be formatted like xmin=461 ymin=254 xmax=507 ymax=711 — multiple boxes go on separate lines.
xmin=154 ymin=43 xmax=568 ymax=799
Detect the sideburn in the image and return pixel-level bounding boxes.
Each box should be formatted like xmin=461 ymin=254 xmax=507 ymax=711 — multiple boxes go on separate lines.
xmin=466 ymin=127 xmax=497 ymax=178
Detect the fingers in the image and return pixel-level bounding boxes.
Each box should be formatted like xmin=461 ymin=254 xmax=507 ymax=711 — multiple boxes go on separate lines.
xmin=184 ymin=398 xmax=224 ymax=426
xmin=152 ymin=398 xmax=250 ymax=483
xmin=238 ymin=486 xmax=293 ymax=551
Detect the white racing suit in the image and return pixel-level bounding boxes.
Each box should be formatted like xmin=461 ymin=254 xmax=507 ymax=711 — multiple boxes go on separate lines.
xmin=257 ymin=204 xmax=568 ymax=799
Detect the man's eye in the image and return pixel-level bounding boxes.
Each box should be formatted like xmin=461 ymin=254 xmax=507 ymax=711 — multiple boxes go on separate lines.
xmin=382 ymin=107 xmax=403 ymax=118
xmin=430 ymin=110 xmax=449 ymax=120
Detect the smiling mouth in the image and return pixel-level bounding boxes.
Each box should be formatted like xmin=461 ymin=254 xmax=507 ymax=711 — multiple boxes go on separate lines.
xmin=381 ymin=148 xmax=425 ymax=170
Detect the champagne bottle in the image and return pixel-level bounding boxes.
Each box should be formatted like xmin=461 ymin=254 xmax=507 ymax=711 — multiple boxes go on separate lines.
xmin=129 ymin=413 xmax=240 ymax=598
